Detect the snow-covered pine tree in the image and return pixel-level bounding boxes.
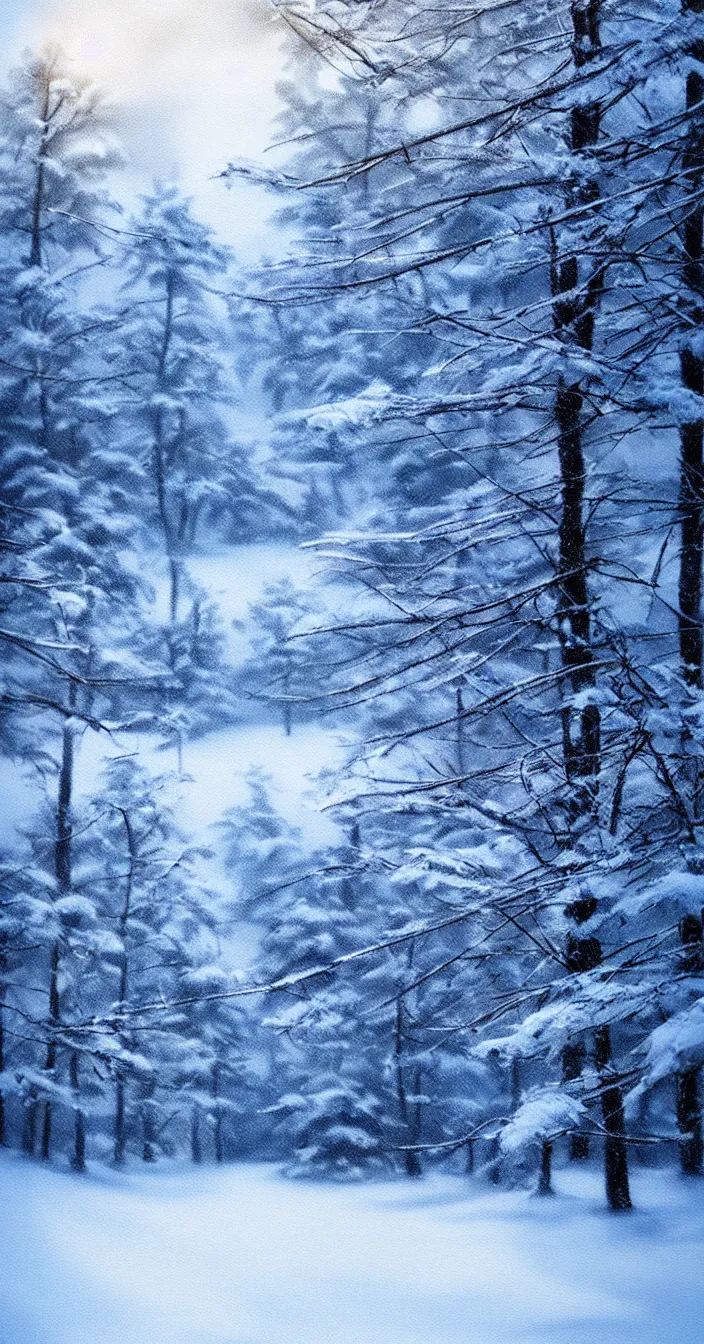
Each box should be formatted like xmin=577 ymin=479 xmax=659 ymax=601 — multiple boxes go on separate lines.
xmin=242 ymin=0 xmax=704 ymax=1203
xmin=112 ymin=184 xmax=283 ymax=618
xmin=0 ymin=46 xmax=163 ymax=1167
xmin=77 ymin=754 xmax=237 ymax=1166
xmin=238 ymin=578 xmax=324 ymax=735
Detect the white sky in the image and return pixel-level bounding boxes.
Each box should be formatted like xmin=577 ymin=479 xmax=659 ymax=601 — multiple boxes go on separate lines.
xmin=0 ymin=0 xmax=289 ymax=254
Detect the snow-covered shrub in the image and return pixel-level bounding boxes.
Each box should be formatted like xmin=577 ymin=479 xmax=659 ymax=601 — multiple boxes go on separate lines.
xmin=276 ymin=1083 xmax=393 ymax=1181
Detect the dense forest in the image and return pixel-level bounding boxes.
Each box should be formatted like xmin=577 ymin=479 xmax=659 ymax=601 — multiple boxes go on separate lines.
xmin=2 ymin=0 xmax=704 ymax=1219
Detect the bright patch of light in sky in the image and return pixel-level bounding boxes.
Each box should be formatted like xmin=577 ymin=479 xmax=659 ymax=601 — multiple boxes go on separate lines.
xmin=2 ymin=0 xmax=288 ymax=254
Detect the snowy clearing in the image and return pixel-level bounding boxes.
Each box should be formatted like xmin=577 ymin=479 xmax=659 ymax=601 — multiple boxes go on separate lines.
xmin=0 ymin=1157 xmax=701 ymax=1344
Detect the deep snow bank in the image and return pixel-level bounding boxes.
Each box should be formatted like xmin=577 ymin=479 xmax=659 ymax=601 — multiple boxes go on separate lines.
xmin=0 ymin=1157 xmax=701 ymax=1344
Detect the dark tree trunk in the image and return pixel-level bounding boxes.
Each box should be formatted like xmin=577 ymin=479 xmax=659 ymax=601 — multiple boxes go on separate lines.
xmin=537 ymin=1140 xmax=553 ymax=1196
xmin=411 ymin=1067 xmax=423 ymax=1169
xmin=282 ymin=666 xmax=293 ymax=737
xmin=555 ymin=382 xmax=600 ymax=785
xmin=190 ymin=1104 xmax=202 ymax=1165
xmin=677 ymin=1070 xmax=703 ymax=1175
xmin=214 ymin=1111 xmax=224 ymax=1164
xmin=42 ymin=705 xmax=76 ymax=1164
xmin=22 ymin=1090 xmax=37 ymax=1157
xmin=510 ymin=1056 xmax=521 ymax=1111
xmin=70 ymin=1051 xmax=86 ymax=1173
xmin=676 ymin=10 xmax=704 ymax=1171
xmin=211 ymin=1064 xmax=224 ymax=1163
xmin=0 ymin=999 xmax=5 ymax=1147
xmin=0 ymin=945 xmax=6 ymax=1146
xmin=404 ymin=1067 xmax=423 ymax=1180
xmin=114 ymin=1073 xmax=126 ymax=1167
xmin=29 ymin=73 xmax=51 ymax=268
xmin=169 ymin=556 xmax=181 ymax=626
xmin=153 ymin=275 xmax=182 ymax=637
xmin=595 ymin=1026 xmax=632 ymax=1211
xmin=141 ymin=1064 xmax=157 ymax=1161
xmin=44 ymin=939 xmax=61 ymax=1055
xmin=679 ymin=395 xmax=704 ymax=687
xmin=562 ymin=1041 xmax=589 ymax=1158
xmin=563 ymin=926 xmax=632 ymax=1208
xmin=678 ymin=37 xmax=704 ymax=685
xmin=677 ymin=914 xmax=703 ymax=1174
xmin=40 ymin=1087 xmax=52 ymax=1163
xmin=394 ymin=995 xmax=422 ymax=1177
xmin=142 ymin=1113 xmax=157 ymax=1162
xmin=40 ymin=937 xmax=61 ymax=1163
xmin=487 ymin=1134 xmax=502 ymax=1185
xmin=55 ymin=712 xmax=73 ymax=893
xmin=555 ymin=3 xmax=607 ymax=1159
xmin=141 ymin=1076 xmax=157 ymax=1163
xmin=466 ymin=1139 xmax=475 ymax=1175
xmin=456 ymin=683 xmax=467 ymax=778
xmin=403 ymin=1149 xmax=423 ymax=1178
xmin=29 ymin=159 xmax=46 ymax=267
xmin=552 ymin=2 xmax=604 ymax=799
xmin=114 ymin=807 xmax=136 ymax=1167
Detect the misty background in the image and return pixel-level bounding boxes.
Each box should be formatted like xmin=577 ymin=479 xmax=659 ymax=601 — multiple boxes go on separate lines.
xmin=0 ymin=0 xmax=285 ymax=254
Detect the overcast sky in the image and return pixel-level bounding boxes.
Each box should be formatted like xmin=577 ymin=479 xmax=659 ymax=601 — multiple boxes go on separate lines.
xmin=0 ymin=0 xmax=289 ymax=253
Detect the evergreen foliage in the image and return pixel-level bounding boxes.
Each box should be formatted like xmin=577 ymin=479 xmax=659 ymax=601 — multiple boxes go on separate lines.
xmin=3 ymin=7 xmax=704 ymax=1211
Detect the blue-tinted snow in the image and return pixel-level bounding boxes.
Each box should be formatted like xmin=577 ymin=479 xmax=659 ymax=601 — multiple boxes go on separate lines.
xmin=0 ymin=1156 xmax=701 ymax=1344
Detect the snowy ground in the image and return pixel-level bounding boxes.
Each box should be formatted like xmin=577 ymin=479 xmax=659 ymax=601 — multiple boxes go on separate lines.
xmin=1 ymin=1157 xmax=702 ymax=1344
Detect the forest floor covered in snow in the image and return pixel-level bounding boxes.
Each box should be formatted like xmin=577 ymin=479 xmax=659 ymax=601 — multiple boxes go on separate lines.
xmin=0 ymin=1156 xmax=702 ymax=1344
